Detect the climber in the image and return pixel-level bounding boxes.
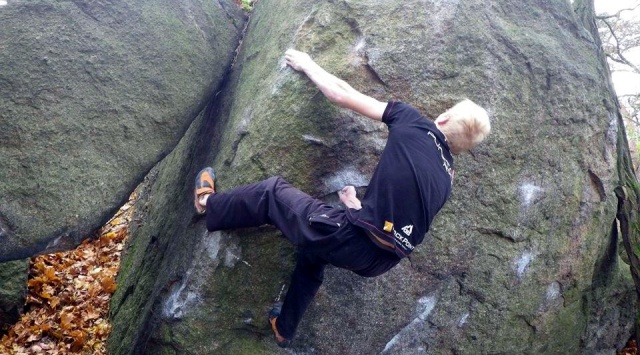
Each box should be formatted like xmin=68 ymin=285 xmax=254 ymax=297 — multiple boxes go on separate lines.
xmin=192 ymin=48 xmax=491 ymax=348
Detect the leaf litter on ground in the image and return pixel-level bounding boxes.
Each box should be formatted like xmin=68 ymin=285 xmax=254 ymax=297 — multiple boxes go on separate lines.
xmin=0 ymin=193 xmax=137 ymax=354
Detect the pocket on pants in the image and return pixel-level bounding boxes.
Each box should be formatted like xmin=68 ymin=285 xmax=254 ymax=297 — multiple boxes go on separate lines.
xmin=307 ymin=205 xmax=346 ymax=234
xmin=308 ymin=213 xmax=342 ymax=234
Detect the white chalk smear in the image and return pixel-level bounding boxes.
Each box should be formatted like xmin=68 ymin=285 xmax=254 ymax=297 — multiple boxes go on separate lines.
xmin=458 ymin=312 xmax=470 ymax=327
xmin=383 ymin=294 xmax=437 ymax=353
xmin=546 ymin=282 xmax=561 ymax=301
xmin=354 ymin=37 xmax=366 ymax=52
xmin=0 ymin=1 xmax=7 ymax=6
xmin=163 ymin=270 xmax=197 ymax=319
xmin=519 ymin=183 xmax=544 ymax=207
xmin=383 ymin=333 xmax=401 ymax=353
xmin=416 ymin=295 xmax=437 ymax=321
xmin=323 ymin=166 xmax=369 ymax=193
xmin=203 ymin=232 xmax=221 ymax=260
xmin=515 ymin=251 xmax=534 ymax=279
xmin=302 ymin=134 xmax=325 ymax=145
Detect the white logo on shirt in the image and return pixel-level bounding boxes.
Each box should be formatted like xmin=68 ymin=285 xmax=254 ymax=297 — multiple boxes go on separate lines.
xmin=427 ymin=131 xmax=454 ymax=184
xmin=393 ymin=228 xmax=415 ymax=250
xmin=401 ymin=225 xmax=413 ymax=236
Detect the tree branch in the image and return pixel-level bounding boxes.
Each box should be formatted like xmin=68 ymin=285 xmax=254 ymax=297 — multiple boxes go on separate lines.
xmin=596 ymin=4 xmax=640 ymax=19
xmin=598 ymin=17 xmax=640 ymax=73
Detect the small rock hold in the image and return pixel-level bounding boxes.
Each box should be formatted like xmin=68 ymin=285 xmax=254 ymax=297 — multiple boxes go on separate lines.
xmin=0 ymin=217 xmax=9 ymax=240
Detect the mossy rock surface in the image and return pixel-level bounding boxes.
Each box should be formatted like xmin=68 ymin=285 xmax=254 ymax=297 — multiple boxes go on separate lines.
xmin=0 ymin=0 xmax=245 ymax=261
xmin=110 ymin=0 xmax=636 ymax=354
xmin=0 ymin=260 xmax=28 ymax=332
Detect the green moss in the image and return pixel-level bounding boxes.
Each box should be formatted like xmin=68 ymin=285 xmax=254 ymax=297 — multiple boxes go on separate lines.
xmin=239 ymin=0 xmax=256 ymax=11
xmin=139 ymin=4 xmax=200 ymax=68
xmin=218 ymin=337 xmax=266 ymax=354
xmin=540 ymin=299 xmax=585 ymax=353
xmin=140 ymin=226 xmax=295 ymax=354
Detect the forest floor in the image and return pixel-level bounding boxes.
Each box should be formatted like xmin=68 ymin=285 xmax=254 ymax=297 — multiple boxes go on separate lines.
xmin=0 ymin=193 xmax=136 ymax=354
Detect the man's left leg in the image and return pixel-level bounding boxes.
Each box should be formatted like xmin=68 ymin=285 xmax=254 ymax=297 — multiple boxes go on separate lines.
xmin=270 ymin=251 xmax=326 ymax=347
xmin=269 ymin=225 xmax=402 ymax=346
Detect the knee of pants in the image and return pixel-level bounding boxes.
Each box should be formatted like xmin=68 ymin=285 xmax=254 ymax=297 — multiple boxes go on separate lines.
xmin=266 ymin=175 xmax=289 ymax=188
xmin=261 ymin=176 xmax=283 ymax=194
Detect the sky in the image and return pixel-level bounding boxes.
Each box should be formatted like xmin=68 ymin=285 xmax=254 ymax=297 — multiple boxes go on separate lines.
xmin=594 ymin=0 xmax=640 ymax=96
xmin=594 ymin=0 xmax=639 ymax=15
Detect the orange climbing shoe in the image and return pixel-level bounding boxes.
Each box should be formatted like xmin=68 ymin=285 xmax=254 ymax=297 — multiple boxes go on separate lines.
xmin=268 ymin=304 xmax=291 ymax=348
xmin=194 ymin=167 xmax=215 ymax=215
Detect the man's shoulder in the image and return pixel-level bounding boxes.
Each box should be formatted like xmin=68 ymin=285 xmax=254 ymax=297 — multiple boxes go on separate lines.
xmin=383 ymin=101 xmax=429 ymax=126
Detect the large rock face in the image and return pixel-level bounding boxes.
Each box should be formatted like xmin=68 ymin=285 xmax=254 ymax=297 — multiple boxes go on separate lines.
xmin=0 ymin=260 xmax=28 ymax=331
xmin=109 ymin=0 xmax=636 ymax=354
xmin=0 ymin=0 xmax=246 ymax=261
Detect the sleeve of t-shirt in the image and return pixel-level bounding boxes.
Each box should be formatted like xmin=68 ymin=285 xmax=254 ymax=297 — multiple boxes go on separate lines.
xmin=382 ymin=101 xmax=425 ymax=127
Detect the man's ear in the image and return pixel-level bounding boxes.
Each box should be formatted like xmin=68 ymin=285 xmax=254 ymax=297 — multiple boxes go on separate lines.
xmin=435 ymin=113 xmax=450 ymax=128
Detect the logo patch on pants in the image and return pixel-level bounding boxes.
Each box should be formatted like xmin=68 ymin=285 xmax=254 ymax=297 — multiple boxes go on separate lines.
xmin=383 ymin=221 xmax=393 ymax=232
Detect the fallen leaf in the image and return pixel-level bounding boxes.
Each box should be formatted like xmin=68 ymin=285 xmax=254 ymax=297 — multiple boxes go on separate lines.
xmin=60 ymin=313 xmax=74 ymax=331
xmin=69 ymin=330 xmax=86 ymax=352
xmin=100 ymin=276 xmax=117 ymax=294
xmin=25 ymin=333 xmax=40 ymax=343
xmin=44 ymin=266 xmax=60 ymax=282
xmin=49 ymin=296 xmax=60 ymax=309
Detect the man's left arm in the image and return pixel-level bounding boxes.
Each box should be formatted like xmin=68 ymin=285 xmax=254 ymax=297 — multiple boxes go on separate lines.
xmin=285 ymin=49 xmax=387 ymax=121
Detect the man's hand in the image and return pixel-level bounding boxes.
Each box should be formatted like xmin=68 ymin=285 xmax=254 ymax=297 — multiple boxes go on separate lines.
xmin=285 ymin=49 xmax=314 ymax=72
xmin=339 ymin=186 xmax=362 ymax=210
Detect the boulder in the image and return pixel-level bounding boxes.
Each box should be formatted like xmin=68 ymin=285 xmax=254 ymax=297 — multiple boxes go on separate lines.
xmin=109 ymin=0 xmax=636 ymax=353
xmin=0 ymin=260 xmax=28 ymax=332
xmin=0 ymin=0 xmax=246 ymax=261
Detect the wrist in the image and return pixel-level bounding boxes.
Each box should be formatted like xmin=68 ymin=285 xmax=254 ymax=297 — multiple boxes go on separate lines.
xmin=303 ymin=60 xmax=319 ymax=74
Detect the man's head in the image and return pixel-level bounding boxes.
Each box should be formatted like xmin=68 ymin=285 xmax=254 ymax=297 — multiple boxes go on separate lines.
xmin=434 ymin=99 xmax=491 ymax=154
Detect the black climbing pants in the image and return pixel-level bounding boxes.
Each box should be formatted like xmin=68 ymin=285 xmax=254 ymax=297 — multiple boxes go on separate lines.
xmin=205 ymin=176 xmax=401 ymax=339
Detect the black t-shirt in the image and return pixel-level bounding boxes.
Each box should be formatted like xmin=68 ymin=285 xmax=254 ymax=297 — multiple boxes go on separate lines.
xmin=346 ymin=101 xmax=454 ymax=258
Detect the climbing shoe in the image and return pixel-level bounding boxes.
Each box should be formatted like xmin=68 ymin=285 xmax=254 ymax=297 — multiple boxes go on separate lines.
xmin=194 ymin=167 xmax=215 ymax=215
xmin=268 ymin=304 xmax=291 ymax=348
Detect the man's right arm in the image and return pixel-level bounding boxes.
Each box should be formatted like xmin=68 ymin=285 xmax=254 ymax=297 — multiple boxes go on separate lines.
xmin=285 ymin=49 xmax=387 ymax=121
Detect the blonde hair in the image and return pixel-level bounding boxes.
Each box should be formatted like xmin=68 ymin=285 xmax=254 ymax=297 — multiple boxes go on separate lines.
xmin=436 ymin=99 xmax=491 ymax=154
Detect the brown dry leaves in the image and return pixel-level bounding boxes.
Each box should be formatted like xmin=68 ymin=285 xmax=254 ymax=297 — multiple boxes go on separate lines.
xmin=618 ymin=339 xmax=639 ymax=355
xmin=0 ymin=196 xmax=135 ymax=354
